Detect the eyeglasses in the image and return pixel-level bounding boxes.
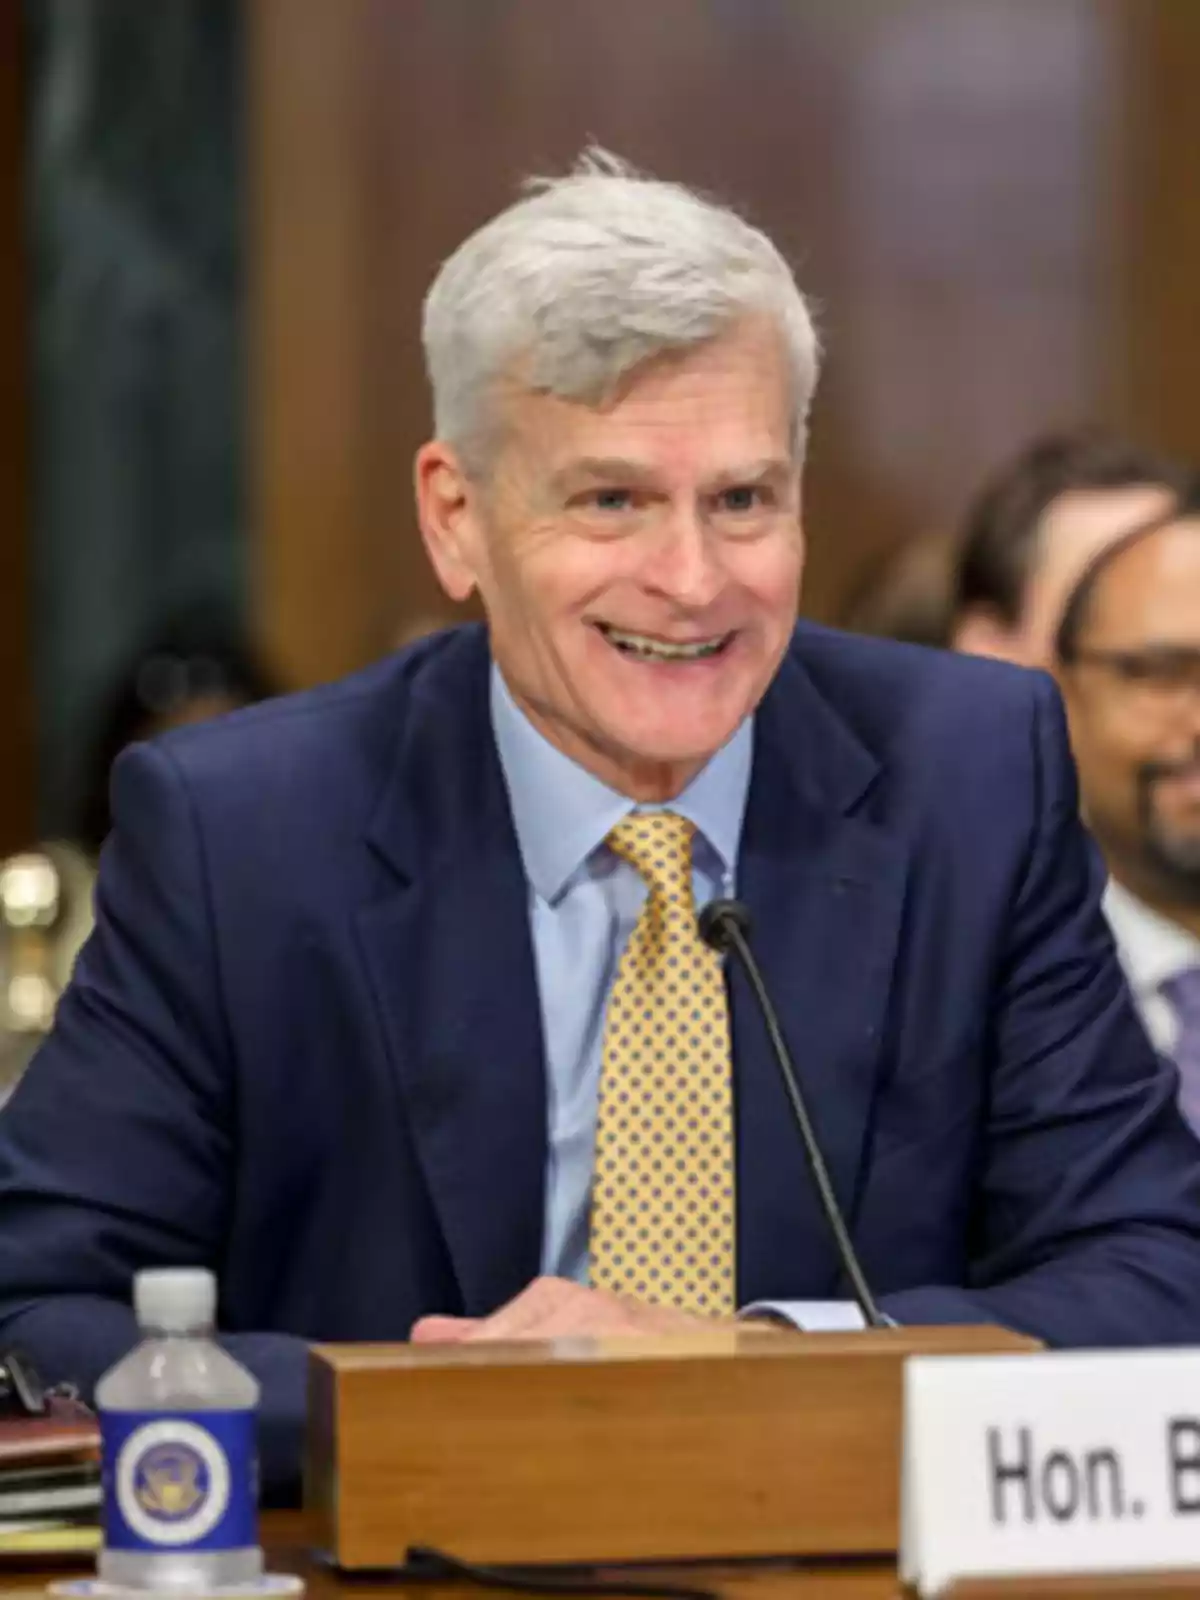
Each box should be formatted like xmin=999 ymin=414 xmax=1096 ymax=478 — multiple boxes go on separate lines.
xmin=1067 ymin=646 xmax=1200 ymax=708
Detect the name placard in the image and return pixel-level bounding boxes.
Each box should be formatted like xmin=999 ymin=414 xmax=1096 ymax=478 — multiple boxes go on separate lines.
xmin=901 ymin=1349 xmax=1200 ymax=1596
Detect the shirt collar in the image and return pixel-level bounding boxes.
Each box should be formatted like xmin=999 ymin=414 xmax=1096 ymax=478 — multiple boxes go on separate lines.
xmin=490 ymin=665 xmax=753 ymax=904
xmin=1103 ymin=877 xmax=1200 ymax=999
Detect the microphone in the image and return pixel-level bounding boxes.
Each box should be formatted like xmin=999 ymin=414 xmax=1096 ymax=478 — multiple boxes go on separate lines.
xmin=698 ymin=898 xmax=887 ymax=1329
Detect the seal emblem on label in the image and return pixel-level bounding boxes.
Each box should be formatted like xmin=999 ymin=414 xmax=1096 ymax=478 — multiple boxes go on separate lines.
xmin=115 ymin=1420 xmax=231 ymax=1547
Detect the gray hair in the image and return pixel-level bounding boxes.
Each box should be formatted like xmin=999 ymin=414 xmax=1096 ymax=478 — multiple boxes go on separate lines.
xmin=421 ymin=149 xmax=820 ymax=472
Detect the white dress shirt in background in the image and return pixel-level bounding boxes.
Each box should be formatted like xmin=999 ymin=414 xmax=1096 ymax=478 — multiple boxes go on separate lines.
xmin=1104 ymin=879 xmax=1200 ymax=1057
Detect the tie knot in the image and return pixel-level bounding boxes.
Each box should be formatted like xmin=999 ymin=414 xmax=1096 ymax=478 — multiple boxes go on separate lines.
xmin=607 ymin=811 xmax=696 ymax=898
xmin=1163 ymin=966 xmax=1200 ymax=1024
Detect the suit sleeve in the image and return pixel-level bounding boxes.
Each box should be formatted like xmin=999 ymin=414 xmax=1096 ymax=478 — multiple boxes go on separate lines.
xmin=0 ymin=742 xmax=307 ymax=1497
xmin=881 ymin=675 xmax=1200 ymax=1343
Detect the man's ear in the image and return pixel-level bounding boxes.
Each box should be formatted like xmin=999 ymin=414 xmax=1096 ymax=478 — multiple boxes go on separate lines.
xmin=414 ymin=441 xmax=484 ymax=603
xmin=950 ymin=606 xmax=1029 ymax=667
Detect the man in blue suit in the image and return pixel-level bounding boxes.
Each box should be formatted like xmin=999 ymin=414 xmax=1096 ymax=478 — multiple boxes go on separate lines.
xmin=2 ymin=149 xmax=1200 ymax=1497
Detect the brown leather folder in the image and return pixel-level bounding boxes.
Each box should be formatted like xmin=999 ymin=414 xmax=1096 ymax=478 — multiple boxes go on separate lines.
xmin=0 ymin=1394 xmax=99 ymax=1465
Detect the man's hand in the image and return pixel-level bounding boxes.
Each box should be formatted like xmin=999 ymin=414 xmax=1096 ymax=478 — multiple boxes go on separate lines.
xmin=410 ymin=1276 xmax=743 ymax=1343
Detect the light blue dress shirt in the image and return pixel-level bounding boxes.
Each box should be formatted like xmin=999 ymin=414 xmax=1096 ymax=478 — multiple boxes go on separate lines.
xmin=490 ymin=668 xmax=868 ymax=1331
xmin=490 ymin=667 xmax=750 ymax=1284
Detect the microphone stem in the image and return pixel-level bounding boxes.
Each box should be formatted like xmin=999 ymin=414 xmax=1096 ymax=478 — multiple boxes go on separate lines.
xmin=724 ymin=920 xmax=887 ymax=1330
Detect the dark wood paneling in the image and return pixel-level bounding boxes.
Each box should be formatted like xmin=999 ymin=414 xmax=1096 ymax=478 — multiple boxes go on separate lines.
xmin=0 ymin=3 xmax=33 ymax=852
xmin=1121 ymin=3 xmax=1200 ymax=463
xmin=247 ymin=0 xmax=380 ymax=688
xmin=248 ymin=0 xmax=1153 ymax=685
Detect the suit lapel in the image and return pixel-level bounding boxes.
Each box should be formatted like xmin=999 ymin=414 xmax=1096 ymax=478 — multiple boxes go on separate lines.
xmin=352 ymin=626 xmax=907 ymax=1313
xmin=734 ymin=647 xmax=908 ymax=1303
xmin=355 ymin=629 xmax=547 ymax=1317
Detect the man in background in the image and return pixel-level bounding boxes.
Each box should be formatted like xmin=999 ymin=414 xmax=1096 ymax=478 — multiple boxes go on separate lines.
xmin=950 ymin=431 xmax=1188 ymax=668
xmin=950 ymin=431 xmax=1200 ymax=1125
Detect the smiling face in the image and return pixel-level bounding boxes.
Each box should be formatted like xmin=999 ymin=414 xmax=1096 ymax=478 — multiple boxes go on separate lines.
xmin=1059 ymin=519 xmax=1200 ymax=914
xmin=415 ymin=319 xmax=805 ymax=800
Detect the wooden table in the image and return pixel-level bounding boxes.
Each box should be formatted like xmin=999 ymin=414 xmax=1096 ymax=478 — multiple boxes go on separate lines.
xmin=5 ymin=1518 xmax=1200 ymax=1598
xmin=259 ymin=1528 xmax=1200 ymax=1600
xmin=0 ymin=1515 xmax=901 ymax=1600
xmin=271 ymin=1514 xmax=903 ymax=1599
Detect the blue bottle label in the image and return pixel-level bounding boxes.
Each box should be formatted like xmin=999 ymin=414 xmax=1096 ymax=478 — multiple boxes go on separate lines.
xmin=100 ymin=1409 xmax=258 ymax=1552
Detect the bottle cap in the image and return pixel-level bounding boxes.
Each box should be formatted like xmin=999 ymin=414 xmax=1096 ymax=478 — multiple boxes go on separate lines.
xmin=133 ymin=1268 xmax=216 ymax=1333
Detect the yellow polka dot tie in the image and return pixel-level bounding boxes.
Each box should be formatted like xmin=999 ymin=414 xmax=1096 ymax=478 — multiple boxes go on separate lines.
xmin=589 ymin=811 xmax=736 ymax=1316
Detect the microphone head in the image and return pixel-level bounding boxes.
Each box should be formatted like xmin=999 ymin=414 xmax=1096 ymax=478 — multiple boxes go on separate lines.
xmin=698 ymin=898 xmax=752 ymax=953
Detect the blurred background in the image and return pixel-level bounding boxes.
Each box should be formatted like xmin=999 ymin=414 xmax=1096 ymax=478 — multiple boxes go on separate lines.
xmin=3 ymin=0 xmax=1200 ymax=862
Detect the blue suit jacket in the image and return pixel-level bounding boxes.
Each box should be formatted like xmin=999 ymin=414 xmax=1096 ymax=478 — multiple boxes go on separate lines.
xmin=1 ymin=622 xmax=1199 ymax=1497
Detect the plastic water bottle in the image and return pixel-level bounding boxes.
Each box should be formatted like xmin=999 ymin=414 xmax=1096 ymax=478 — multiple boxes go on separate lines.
xmin=96 ymin=1268 xmax=263 ymax=1590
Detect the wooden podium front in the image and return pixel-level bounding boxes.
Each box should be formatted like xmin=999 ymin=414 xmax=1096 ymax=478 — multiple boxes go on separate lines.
xmin=306 ymin=1325 xmax=1035 ymax=1571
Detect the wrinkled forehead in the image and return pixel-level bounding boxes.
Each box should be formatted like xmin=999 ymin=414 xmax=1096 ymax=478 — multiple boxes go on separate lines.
xmin=490 ymin=323 xmax=799 ymax=487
